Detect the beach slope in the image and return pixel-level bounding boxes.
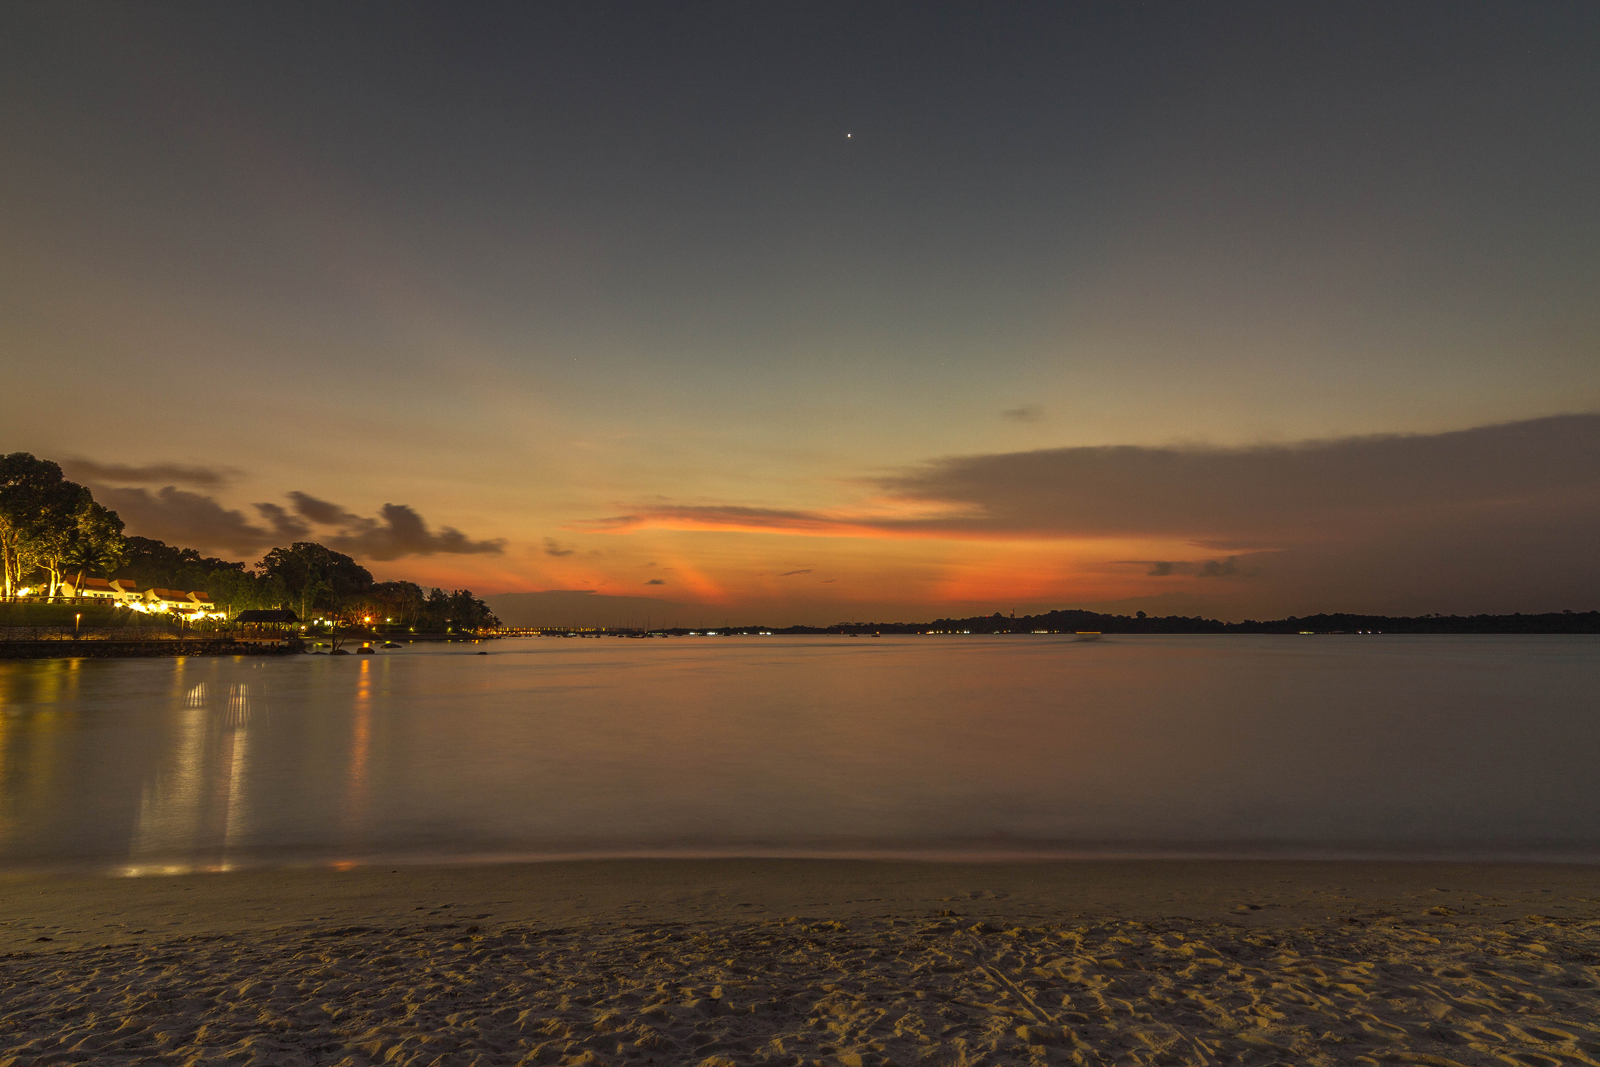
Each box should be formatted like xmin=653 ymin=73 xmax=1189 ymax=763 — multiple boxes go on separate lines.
xmin=2 ymin=859 xmax=1597 ymax=1065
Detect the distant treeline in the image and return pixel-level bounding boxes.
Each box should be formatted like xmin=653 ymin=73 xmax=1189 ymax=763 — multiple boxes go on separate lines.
xmin=918 ymin=608 xmax=1600 ymax=635
xmin=124 ymin=536 xmax=498 ymax=631
xmin=642 ymin=608 xmax=1600 ymax=636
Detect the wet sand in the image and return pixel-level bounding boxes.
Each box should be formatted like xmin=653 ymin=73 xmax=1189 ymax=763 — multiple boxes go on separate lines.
xmin=1 ymin=859 xmax=1597 ymax=1065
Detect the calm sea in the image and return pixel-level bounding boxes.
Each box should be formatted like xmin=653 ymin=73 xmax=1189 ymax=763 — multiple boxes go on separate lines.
xmin=0 ymin=635 xmax=1596 ymax=873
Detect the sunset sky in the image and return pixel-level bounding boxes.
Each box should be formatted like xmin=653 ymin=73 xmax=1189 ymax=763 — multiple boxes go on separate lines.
xmin=5 ymin=3 xmax=1598 ymax=625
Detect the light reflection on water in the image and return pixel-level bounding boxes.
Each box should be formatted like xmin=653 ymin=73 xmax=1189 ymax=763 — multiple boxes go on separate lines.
xmin=0 ymin=635 xmax=1597 ymax=873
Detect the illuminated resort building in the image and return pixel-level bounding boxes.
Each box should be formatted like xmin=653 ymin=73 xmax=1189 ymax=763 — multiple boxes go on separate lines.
xmin=144 ymin=588 xmax=217 ymax=614
xmin=58 ymin=576 xmax=120 ymax=600
xmin=59 ymin=577 xmax=147 ymax=605
xmin=50 ymin=578 xmax=223 ymax=618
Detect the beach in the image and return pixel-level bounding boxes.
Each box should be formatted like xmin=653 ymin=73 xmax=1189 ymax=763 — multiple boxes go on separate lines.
xmin=2 ymin=860 xmax=1597 ymax=1066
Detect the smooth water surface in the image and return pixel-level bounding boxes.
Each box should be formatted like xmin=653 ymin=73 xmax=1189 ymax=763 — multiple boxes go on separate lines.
xmin=0 ymin=635 xmax=1596 ymax=872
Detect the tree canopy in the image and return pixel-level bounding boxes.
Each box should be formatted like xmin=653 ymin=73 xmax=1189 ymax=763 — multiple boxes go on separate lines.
xmin=2 ymin=453 xmax=497 ymax=630
xmin=0 ymin=453 xmax=112 ymax=597
xmin=259 ymin=542 xmax=373 ymax=621
xmin=118 ymin=536 xmax=286 ymax=615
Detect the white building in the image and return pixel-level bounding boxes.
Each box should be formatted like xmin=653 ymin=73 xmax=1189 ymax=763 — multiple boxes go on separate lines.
xmin=59 ymin=576 xmax=119 ymax=600
xmin=108 ymin=579 xmax=144 ymax=604
xmin=145 ymin=588 xmax=207 ymax=613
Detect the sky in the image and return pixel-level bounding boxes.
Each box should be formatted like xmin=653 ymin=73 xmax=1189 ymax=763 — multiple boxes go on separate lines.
xmin=4 ymin=2 xmax=1598 ymax=625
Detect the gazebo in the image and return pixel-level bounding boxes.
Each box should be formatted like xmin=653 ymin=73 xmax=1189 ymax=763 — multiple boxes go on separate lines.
xmin=231 ymin=609 xmax=301 ymax=645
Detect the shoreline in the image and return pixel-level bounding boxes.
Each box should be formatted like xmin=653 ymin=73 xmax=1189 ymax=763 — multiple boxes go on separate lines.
xmin=0 ymin=633 xmax=495 ymax=659
xmin=0 ymin=638 xmax=296 ymax=659
xmin=3 ymin=859 xmax=1596 ymax=1064
xmin=12 ymin=842 xmax=1600 ymax=881
xmin=6 ymin=857 xmax=1598 ymax=944
xmin=3 ymin=628 xmax=1597 ymax=662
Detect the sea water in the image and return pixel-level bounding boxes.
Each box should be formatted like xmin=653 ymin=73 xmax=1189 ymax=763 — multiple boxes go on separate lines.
xmin=0 ymin=635 xmax=1595 ymax=873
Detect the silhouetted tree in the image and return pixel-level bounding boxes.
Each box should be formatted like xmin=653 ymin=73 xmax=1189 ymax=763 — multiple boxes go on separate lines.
xmin=258 ymin=542 xmax=373 ymax=621
xmin=0 ymin=453 xmax=92 ymax=597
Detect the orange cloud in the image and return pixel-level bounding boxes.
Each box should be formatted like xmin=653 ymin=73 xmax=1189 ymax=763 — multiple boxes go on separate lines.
xmin=553 ymin=415 xmax=1600 ymax=620
xmin=576 ymin=415 xmax=1600 ymax=550
xmin=574 ymin=502 xmax=982 ymax=540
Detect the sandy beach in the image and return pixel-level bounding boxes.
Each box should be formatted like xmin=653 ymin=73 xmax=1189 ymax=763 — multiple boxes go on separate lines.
xmin=0 ymin=860 xmax=1595 ymax=1065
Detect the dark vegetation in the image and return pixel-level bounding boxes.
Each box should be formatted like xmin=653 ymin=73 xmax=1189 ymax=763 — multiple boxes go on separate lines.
xmin=1 ymin=453 xmax=497 ymax=631
xmin=751 ymin=609 xmax=1600 ymax=635
xmin=525 ymin=607 xmax=1600 ymax=636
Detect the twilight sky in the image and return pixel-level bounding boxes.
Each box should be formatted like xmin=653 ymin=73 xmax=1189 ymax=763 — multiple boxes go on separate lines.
xmin=5 ymin=2 xmax=1598 ymax=624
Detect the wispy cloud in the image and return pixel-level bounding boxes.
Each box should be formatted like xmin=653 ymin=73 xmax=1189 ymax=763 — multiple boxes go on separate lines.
xmin=254 ymin=502 xmax=311 ymax=540
xmin=65 ymin=459 xmax=236 ymax=487
xmin=288 ymin=492 xmax=504 ymax=561
xmin=581 ymin=505 xmax=857 ymax=535
xmin=93 ymin=485 xmax=504 ymax=561
xmin=1132 ymin=557 xmax=1242 ymax=578
xmin=286 ymin=491 xmax=361 ymax=527
xmin=777 ymin=569 xmax=813 ymax=577
xmin=94 ymin=486 xmax=278 ymax=556
xmin=1001 ymin=406 xmax=1043 ymax=422
xmin=543 ymin=537 xmax=577 ymax=557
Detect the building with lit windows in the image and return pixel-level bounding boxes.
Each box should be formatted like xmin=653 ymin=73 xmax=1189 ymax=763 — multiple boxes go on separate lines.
xmin=59 ymin=576 xmax=119 ymax=600
xmin=144 ymin=588 xmax=209 ymax=613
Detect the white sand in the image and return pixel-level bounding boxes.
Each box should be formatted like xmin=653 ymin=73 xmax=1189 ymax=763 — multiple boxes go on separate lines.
xmin=1 ymin=860 xmax=1597 ymax=1065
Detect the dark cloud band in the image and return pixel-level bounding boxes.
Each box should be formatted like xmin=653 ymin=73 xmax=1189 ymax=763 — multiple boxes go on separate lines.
xmin=83 ymin=482 xmax=503 ymax=561
xmin=590 ymin=414 xmax=1600 ymax=544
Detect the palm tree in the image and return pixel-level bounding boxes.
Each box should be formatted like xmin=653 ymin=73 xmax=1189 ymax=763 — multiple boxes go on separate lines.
xmin=61 ymin=538 xmax=125 ymax=602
